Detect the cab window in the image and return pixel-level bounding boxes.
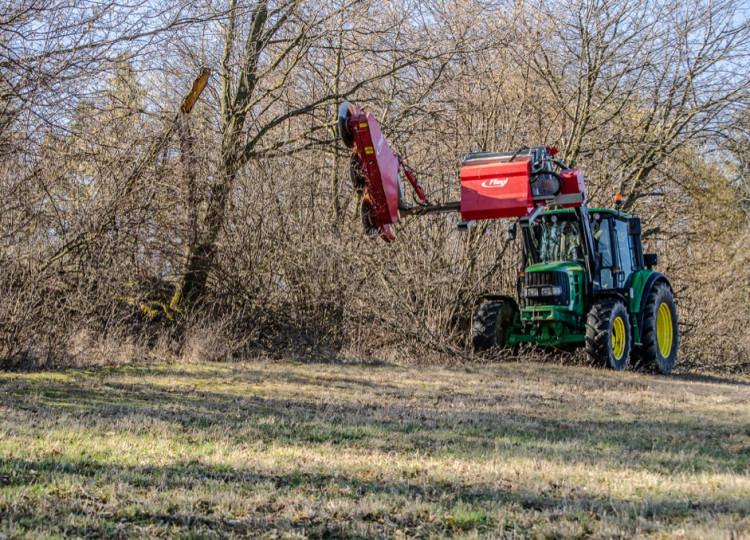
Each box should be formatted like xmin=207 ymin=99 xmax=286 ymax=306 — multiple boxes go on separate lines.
xmin=614 ymin=219 xmax=634 ymax=285
xmin=525 ymin=214 xmax=584 ymax=264
xmin=592 ymin=217 xmax=614 ymax=289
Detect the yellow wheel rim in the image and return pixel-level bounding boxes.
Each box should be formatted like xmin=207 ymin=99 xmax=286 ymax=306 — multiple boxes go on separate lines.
xmin=611 ymin=317 xmax=626 ymax=360
xmin=657 ymin=303 xmax=673 ymax=357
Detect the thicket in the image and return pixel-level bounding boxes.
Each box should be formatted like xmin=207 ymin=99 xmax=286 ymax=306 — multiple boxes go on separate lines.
xmin=1 ymin=0 xmax=749 ymax=372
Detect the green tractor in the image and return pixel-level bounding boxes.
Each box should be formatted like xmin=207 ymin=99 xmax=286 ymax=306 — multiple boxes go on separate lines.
xmin=336 ymin=103 xmax=677 ymax=373
xmin=473 ymin=206 xmax=678 ymax=373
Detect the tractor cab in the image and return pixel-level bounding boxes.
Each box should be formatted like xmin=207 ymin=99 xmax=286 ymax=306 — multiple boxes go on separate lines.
xmin=523 ymin=208 xmax=644 ymax=293
xmin=514 ymin=208 xmax=643 ymax=333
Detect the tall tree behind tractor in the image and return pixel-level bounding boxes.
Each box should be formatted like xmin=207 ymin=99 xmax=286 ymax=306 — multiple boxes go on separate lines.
xmin=338 ymin=102 xmax=679 ymax=373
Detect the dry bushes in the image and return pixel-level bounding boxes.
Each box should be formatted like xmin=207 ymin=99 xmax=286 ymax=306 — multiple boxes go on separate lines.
xmin=0 ymin=0 xmax=749 ymax=372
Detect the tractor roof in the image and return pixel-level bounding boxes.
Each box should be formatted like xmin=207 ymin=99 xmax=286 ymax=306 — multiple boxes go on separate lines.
xmin=541 ymin=207 xmax=632 ymax=219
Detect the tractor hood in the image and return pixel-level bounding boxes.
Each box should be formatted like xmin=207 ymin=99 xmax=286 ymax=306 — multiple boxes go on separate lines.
xmin=525 ymin=260 xmax=586 ymax=274
xmin=522 ymin=261 xmax=587 ymax=318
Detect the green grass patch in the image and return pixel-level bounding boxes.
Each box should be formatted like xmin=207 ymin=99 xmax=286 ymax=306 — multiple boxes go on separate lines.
xmin=443 ymin=507 xmax=492 ymax=532
xmin=1 ymin=360 xmax=748 ymax=538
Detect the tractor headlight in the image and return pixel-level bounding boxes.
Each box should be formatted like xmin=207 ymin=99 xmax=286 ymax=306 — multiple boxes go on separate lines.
xmin=540 ymin=286 xmax=563 ymax=296
xmin=526 ymin=287 xmax=539 ymax=297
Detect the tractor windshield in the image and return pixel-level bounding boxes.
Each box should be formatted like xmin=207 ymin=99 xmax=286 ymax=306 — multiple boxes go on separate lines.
xmin=525 ymin=215 xmax=584 ymax=264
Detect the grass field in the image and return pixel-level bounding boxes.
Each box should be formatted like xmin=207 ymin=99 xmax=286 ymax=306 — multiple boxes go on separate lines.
xmin=0 ymin=359 xmax=748 ymax=539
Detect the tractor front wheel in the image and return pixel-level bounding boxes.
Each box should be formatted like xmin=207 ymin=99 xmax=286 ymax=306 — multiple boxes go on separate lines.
xmin=472 ymin=299 xmax=518 ymax=353
xmin=638 ymin=284 xmax=678 ymax=374
xmin=585 ymin=299 xmax=631 ymax=370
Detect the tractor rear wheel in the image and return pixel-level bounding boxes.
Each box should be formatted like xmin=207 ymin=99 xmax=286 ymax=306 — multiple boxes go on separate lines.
xmin=472 ymin=299 xmax=518 ymax=352
xmin=638 ymin=284 xmax=678 ymax=374
xmin=585 ymin=299 xmax=631 ymax=370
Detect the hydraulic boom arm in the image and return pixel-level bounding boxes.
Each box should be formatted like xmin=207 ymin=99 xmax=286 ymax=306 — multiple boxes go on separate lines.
xmin=337 ymin=101 xmax=589 ymax=241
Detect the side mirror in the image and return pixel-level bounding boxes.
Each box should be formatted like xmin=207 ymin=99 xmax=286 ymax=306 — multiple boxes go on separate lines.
xmin=644 ymin=253 xmax=658 ymax=268
xmin=506 ymin=223 xmax=517 ymax=241
xmin=627 ymin=217 xmax=641 ymax=235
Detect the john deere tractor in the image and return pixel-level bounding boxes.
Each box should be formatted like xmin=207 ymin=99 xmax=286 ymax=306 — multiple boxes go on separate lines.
xmin=336 ymin=102 xmax=678 ymax=373
xmin=472 ymin=205 xmax=678 ymax=373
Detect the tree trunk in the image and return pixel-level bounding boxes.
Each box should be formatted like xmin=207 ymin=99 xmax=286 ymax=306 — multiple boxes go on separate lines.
xmin=172 ymin=0 xmax=268 ymax=308
xmin=172 ymin=159 xmax=236 ymax=308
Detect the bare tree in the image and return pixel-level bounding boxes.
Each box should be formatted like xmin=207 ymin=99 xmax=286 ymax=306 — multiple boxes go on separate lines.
xmin=2 ymin=0 xmax=749 ymax=370
xmin=522 ymin=0 xmax=750 ymax=208
xmin=172 ymin=0 xmax=472 ymax=306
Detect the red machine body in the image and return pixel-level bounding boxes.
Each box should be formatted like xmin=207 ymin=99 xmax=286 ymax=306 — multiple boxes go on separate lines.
xmin=347 ymin=105 xmax=400 ymax=239
xmin=558 ymin=168 xmax=585 ymax=208
xmin=459 ymin=156 xmax=535 ymax=221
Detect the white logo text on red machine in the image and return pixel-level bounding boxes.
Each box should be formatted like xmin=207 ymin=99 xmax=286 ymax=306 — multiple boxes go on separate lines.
xmin=481 ymin=178 xmax=509 ymax=188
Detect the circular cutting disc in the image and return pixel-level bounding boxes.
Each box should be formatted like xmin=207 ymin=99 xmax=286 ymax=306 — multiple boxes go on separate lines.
xmin=338 ymin=102 xmax=355 ymax=148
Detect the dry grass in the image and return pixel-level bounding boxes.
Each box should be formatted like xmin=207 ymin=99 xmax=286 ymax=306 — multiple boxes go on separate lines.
xmin=1 ymin=359 xmax=749 ymax=538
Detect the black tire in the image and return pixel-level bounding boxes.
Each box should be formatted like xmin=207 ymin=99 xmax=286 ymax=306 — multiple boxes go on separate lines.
xmin=472 ymin=299 xmax=518 ymax=352
xmin=585 ymin=299 xmax=631 ymax=370
xmin=338 ymin=102 xmax=355 ymax=148
xmin=638 ymin=284 xmax=678 ymax=374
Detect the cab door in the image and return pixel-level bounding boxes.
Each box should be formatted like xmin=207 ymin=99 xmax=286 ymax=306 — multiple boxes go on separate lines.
xmin=612 ymin=218 xmax=636 ymax=289
xmin=592 ymin=216 xmax=615 ymax=290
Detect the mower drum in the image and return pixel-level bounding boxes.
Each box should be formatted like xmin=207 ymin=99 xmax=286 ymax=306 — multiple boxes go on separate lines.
xmin=339 ymin=102 xmax=400 ymax=241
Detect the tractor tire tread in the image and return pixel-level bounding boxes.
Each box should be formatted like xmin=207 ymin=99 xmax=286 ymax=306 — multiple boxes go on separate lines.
xmin=472 ymin=301 xmax=503 ymax=352
xmin=638 ymin=283 xmax=678 ymax=375
xmin=585 ymin=299 xmax=631 ymax=370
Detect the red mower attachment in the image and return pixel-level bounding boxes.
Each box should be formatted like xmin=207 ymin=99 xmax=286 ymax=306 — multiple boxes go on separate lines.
xmin=338 ymin=102 xmax=586 ymax=241
xmin=339 ymin=102 xmax=416 ymax=241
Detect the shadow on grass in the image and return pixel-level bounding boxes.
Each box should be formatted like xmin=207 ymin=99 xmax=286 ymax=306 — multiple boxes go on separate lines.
xmin=671 ymin=372 xmax=750 ymax=387
xmin=1 ymin=365 xmax=748 ymax=479
xmin=2 ymin=454 xmax=749 ymax=537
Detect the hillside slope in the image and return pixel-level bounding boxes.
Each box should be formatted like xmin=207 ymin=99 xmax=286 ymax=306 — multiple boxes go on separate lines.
xmin=1 ymin=360 xmax=748 ymax=538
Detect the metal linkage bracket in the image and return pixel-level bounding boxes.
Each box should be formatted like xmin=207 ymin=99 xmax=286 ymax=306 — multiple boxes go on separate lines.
xmin=518 ymin=205 xmax=545 ymax=227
